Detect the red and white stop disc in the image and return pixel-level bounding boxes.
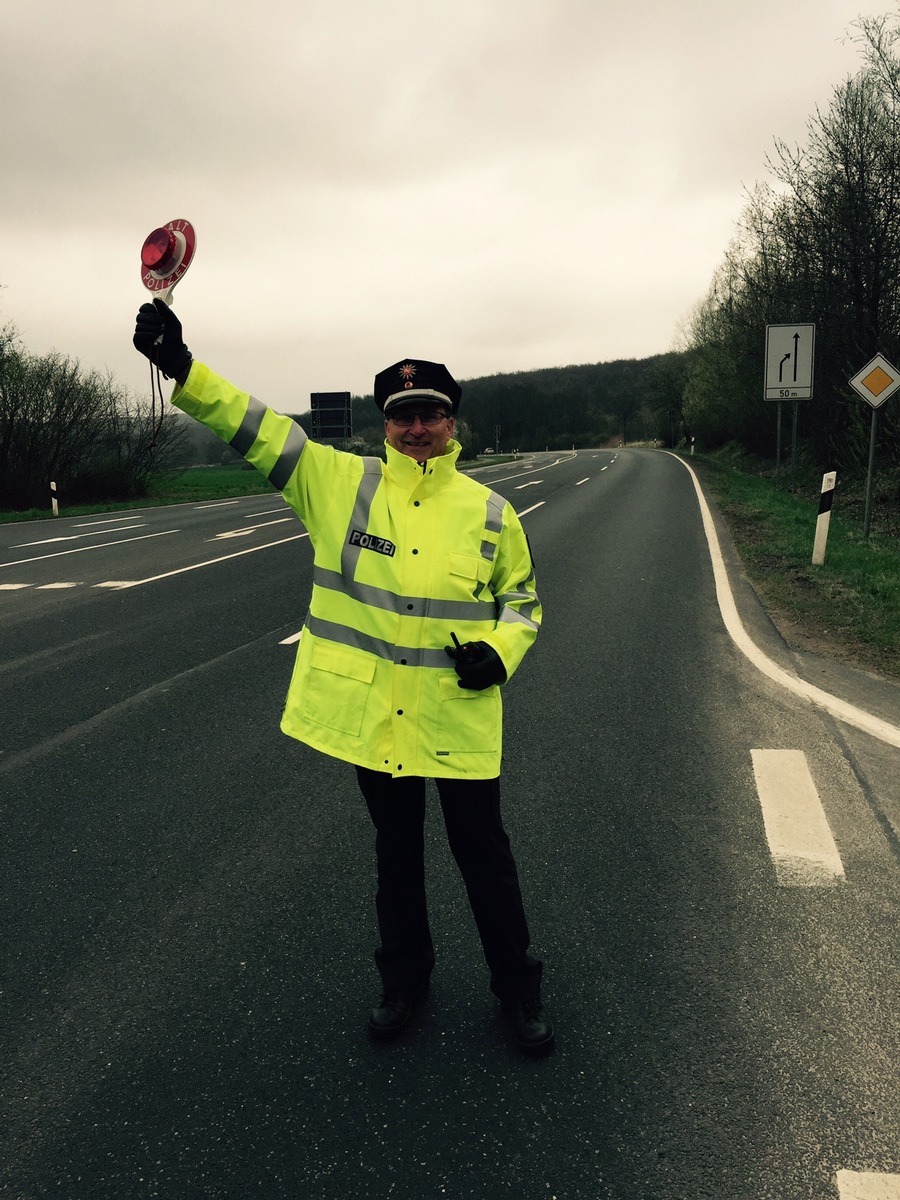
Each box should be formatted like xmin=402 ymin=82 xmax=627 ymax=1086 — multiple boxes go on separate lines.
xmin=140 ymin=219 xmax=196 ymax=293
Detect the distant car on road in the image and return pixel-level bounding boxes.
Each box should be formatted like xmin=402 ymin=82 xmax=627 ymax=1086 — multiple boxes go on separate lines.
xmin=483 ymin=448 xmax=495 ymax=455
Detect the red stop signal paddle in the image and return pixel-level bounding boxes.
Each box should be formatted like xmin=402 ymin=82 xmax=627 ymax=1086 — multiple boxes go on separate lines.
xmin=139 ymin=219 xmax=196 ymax=305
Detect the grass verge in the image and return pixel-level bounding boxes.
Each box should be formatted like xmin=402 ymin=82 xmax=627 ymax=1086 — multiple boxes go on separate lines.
xmin=687 ymin=451 xmax=900 ymax=681
xmin=0 ymin=466 xmax=277 ymax=524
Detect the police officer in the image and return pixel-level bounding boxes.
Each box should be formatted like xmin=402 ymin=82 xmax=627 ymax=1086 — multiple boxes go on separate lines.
xmin=133 ymin=300 xmax=553 ymax=1053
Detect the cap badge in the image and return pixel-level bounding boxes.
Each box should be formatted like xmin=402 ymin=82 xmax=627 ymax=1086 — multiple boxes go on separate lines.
xmin=399 ymin=362 xmax=416 ymax=389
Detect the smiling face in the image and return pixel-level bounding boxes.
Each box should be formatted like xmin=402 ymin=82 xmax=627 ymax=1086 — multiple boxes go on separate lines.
xmin=384 ymin=405 xmax=455 ymax=462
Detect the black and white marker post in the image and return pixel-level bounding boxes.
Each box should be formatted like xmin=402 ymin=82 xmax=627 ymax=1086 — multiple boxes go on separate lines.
xmin=50 ymin=479 xmax=58 ymax=518
xmin=811 ymin=470 xmax=836 ymax=566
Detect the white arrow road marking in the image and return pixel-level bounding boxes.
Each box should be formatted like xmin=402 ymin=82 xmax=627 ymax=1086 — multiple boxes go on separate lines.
xmin=836 ymin=1170 xmax=900 ymax=1199
xmin=0 ymin=583 xmax=30 ymax=590
xmin=751 ymin=749 xmax=845 ymax=886
xmin=36 ymin=582 xmax=80 ymax=589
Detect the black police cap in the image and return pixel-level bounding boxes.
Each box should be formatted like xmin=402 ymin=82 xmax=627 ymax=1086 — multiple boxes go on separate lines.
xmin=374 ymin=358 xmax=462 ymax=416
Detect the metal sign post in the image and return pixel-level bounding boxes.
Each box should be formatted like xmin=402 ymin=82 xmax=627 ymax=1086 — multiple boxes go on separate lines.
xmin=765 ymin=324 xmax=815 ymax=488
xmin=847 ymin=353 xmax=900 ymax=539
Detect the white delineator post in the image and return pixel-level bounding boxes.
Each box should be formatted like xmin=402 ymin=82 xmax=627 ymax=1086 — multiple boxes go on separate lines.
xmin=50 ymin=480 xmax=59 ymax=517
xmin=811 ymin=470 xmax=836 ymax=565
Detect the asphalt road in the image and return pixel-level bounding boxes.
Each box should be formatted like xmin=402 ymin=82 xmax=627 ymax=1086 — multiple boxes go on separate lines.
xmin=1 ymin=449 xmax=899 ymax=1200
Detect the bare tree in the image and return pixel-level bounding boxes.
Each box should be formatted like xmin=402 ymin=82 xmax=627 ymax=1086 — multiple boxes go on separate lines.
xmin=683 ymin=40 xmax=900 ymax=474
xmin=0 ymin=329 xmax=186 ymax=509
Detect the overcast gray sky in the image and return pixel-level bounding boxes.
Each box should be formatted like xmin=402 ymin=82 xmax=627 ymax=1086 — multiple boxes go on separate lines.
xmin=1 ymin=0 xmax=894 ymax=412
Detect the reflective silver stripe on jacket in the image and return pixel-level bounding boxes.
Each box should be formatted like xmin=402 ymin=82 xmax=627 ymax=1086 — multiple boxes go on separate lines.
xmin=305 ymin=615 xmax=453 ymax=668
xmin=340 ymin=458 xmax=384 ymax=579
xmin=479 ymin=492 xmax=505 ymax=564
xmin=313 ymin=566 xmax=496 ymax=621
xmin=229 ymin=395 xmax=267 ymax=456
xmin=270 ymin=422 xmax=309 ymax=490
xmin=498 ymin=605 xmax=540 ymax=631
xmin=229 ymin=395 xmax=309 ymax=488
xmin=485 ymin=491 xmax=505 ymax=536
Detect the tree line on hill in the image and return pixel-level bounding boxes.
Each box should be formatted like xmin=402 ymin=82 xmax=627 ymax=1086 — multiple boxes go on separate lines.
xmin=292 ymin=353 xmax=677 ymax=461
xmin=4 ymin=14 xmax=900 ymax=511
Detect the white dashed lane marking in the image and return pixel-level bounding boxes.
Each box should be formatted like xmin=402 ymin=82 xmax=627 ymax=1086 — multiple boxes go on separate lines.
xmin=836 ymin=1170 xmax=900 ymax=1198
xmin=751 ymin=749 xmax=845 ymax=887
xmin=0 ymin=529 xmax=178 ymax=568
xmin=13 ymin=524 xmax=147 ymax=547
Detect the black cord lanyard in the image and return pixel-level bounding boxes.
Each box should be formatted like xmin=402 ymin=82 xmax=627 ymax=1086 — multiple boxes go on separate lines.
xmin=148 ymin=360 xmax=166 ymax=453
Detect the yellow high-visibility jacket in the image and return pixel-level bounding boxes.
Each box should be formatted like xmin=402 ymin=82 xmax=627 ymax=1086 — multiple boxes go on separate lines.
xmin=172 ymin=363 xmax=541 ymax=779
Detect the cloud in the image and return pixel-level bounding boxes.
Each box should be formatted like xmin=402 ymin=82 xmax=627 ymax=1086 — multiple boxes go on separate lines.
xmin=0 ymin=0 xmax=890 ymax=404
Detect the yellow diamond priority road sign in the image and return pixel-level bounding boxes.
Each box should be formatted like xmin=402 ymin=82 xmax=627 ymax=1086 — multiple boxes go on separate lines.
xmin=848 ymin=353 xmax=900 ymax=408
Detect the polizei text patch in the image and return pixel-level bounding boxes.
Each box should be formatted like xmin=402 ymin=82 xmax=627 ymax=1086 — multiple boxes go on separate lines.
xmin=349 ymin=529 xmax=396 ymax=557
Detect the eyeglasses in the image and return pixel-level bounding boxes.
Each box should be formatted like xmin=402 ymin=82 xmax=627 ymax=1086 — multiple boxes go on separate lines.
xmin=387 ymin=412 xmax=449 ymax=428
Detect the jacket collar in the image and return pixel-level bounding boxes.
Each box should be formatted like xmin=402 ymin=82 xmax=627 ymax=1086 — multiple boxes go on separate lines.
xmin=384 ymin=439 xmax=462 ymax=490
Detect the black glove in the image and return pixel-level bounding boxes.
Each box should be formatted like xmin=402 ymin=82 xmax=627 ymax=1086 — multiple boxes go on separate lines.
xmin=133 ymin=299 xmax=193 ymax=381
xmin=444 ymin=636 xmax=507 ymax=691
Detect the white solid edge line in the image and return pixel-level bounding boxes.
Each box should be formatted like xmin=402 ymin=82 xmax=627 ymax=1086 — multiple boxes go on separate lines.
xmin=667 ymin=452 xmax=900 ymax=750
xmin=835 ymin=1169 xmax=900 ymax=1198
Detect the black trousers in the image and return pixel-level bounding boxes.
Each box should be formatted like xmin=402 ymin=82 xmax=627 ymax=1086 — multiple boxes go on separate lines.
xmin=356 ymin=766 xmax=543 ymax=1002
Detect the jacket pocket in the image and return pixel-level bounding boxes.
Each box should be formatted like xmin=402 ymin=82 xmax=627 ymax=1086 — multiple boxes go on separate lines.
xmin=448 ymin=552 xmax=492 ymax=597
xmin=304 ymin=642 xmax=377 ymax=736
xmin=436 ymin=673 xmax=501 ymax=752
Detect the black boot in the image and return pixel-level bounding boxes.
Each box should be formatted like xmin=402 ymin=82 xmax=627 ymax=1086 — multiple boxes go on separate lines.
xmin=502 ymin=998 xmax=555 ymax=1054
xmin=367 ymin=985 xmax=428 ymax=1040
